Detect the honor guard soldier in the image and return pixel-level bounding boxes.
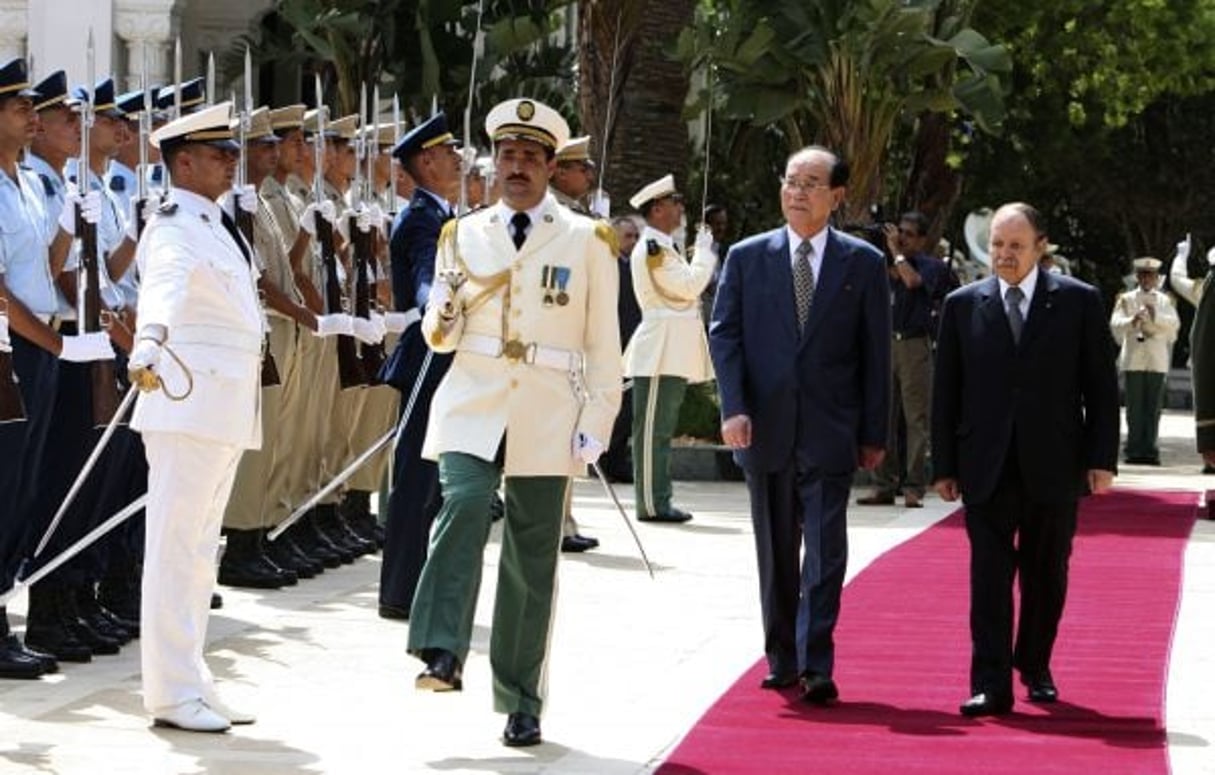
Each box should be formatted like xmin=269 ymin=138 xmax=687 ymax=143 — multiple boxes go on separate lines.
xmin=154 ymin=76 xmax=206 ymax=116
xmin=23 ymin=75 xmax=133 ymax=663
xmin=0 ymin=58 xmax=115 ymax=678
xmin=127 ymin=102 xmax=264 ymax=732
xmin=1191 ymin=254 xmax=1215 ymax=473
xmin=408 ymin=98 xmax=622 ymax=747
xmin=378 ymin=112 xmax=462 ymax=620
xmin=1109 ymin=257 xmax=1180 ymax=465
xmin=548 ymin=134 xmax=603 ymax=552
xmin=624 ymin=175 xmax=717 ymax=522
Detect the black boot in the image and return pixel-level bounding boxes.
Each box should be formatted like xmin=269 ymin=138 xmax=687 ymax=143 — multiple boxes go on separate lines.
xmin=313 ymin=505 xmax=361 ymax=562
xmin=263 ymin=529 xmax=322 ymax=579
xmin=218 ymin=529 xmax=297 ymax=589
xmin=324 ymin=501 xmax=376 ymax=557
xmin=341 ymin=490 xmax=383 ymax=549
xmin=55 ymin=584 xmax=122 ymax=655
xmin=0 ymin=609 xmax=50 ymax=679
xmin=98 ymin=562 xmax=142 ymax=626
xmin=74 ymin=585 xmax=133 ymax=644
xmin=24 ymin=584 xmax=94 ymax=663
xmin=288 ymin=515 xmax=342 ymax=569
xmin=300 ymin=509 xmax=353 ymax=565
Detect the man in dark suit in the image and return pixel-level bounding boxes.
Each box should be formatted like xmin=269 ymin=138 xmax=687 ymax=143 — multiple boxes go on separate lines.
xmin=709 ymin=146 xmax=890 ymax=705
xmin=931 ymin=202 xmax=1119 ymax=717
xmin=377 ymin=113 xmax=461 ymax=620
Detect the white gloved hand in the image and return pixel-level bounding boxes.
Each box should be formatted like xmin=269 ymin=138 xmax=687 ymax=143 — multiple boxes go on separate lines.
xmin=0 ymin=314 xmax=10 ymax=352
xmin=573 ymin=432 xmax=606 ymax=465
xmin=313 ymin=313 xmax=355 ymax=338
xmin=1175 ymin=235 xmax=1191 ymax=263
xmin=123 ymin=197 xmax=157 ymax=243
xmin=382 ymin=311 xmax=412 ymax=334
xmin=355 ymin=206 xmax=375 ymax=234
xmin=351 ymin=314 xmax=386 ymax=345
xmin=58 ymin=187 xmax=102 ymax=236
xmin=693 ymin=224 xmax=716 ymax=262
xmin=235 ymin=184 xmax=258 ymax=215
xmin=300 ymin=200 xmax=338 ymax=238
xmin=128 ymin=336 xmax=162 ymax=372
xmin=59 ymin=331 xmax=116 ymax=363
xmin=366 ymin=202 xmax=389 ymax=237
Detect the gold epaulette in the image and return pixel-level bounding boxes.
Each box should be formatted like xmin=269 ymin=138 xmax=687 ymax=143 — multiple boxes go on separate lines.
xmin=594 ymin=220 xmax=620 ymax=256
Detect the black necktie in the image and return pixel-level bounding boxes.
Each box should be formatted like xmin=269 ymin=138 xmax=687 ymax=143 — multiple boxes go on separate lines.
xmin=1005 ymin=285 xmax=1024 ymax=344
xmin=511 ymin=211 xmax=530 ymax=250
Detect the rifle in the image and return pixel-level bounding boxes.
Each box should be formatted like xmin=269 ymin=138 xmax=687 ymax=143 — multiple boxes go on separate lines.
xmin=238 ymin=47 xmax=280 ymax=387
xmin=0 ymin=302 xmax=25 ymax=423
xmin=78 ymin=31 xmax=122 ymax=427
xmin=350 ymin=84 xmax=384 ymax=379
xmin=313 ymin=72 xmax=365 ymax=389
xmin=134 ymin=42 xmax=151 ymax=239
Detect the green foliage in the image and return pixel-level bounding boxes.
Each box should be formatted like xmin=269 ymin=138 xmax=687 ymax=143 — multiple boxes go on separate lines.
xmin=247 ymin=0 xmax=576 ymax=144
xmin=675 ymin=381 xmax=723 ymax=442
xmin=678 ymin=0 xmax=1010 ymax=227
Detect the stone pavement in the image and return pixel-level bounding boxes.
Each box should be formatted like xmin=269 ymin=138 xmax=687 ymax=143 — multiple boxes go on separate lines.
xmin=0 ymin=411 xmax=1211 ymax=774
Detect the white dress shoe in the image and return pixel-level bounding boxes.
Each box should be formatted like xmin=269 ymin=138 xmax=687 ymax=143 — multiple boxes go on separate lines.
xmin=204 ymin=696 xmax=256 ymax=725
xmin=152 ymin=699 xmax=231 ymax=733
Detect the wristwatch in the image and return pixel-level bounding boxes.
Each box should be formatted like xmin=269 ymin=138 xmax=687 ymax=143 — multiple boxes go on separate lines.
xmin=893 ymin=254 xmax=907 ymax=265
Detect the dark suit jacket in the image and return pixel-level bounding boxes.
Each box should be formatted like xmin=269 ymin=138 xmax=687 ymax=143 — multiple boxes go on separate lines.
xmin=709 ymin=226 xmax=891 ymax=475
xmin=931 ymin=273 xmax=1119 ymax=505
xmin=380 ymin=189 xmax=452 ymax=390
xmin=1190 ymin=269 xmax=1215 ymax=453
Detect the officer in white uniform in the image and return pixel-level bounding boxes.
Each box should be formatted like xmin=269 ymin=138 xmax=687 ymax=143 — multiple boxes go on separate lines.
xmin=1109 ymin=256 xmax=1180 ymax=465
xmin=408 ymin=98 xmax=621 ymax=748
xmin=623 ymin=174 xmax=717 ymax=522
xmin=127 ymin=102 xmax=264 ymax=732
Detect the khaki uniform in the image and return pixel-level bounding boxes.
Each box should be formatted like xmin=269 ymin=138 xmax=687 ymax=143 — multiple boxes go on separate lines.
xmin=409 ymin=194 xmax=620 ymax=716
xmin=622 ymin=226 xmax=715 ymax=517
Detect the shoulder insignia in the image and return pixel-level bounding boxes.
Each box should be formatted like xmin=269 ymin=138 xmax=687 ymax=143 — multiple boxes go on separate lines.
xmin=594 ymin=220 xmax=620 ymax=255
xmin=645 ymin=238 xmax=664 ymax=268
xmin=157 ymin=202 xmax=179 ymax=216
xmin=38 ymin=174 xmax=55 ymax=198
xmin=409 ymin=197 xmax=426 ymax=211
xmin=109 ymin=176 xmax=126 ymax=193
xmin=150 ymin=165 xmax=163 ymax=184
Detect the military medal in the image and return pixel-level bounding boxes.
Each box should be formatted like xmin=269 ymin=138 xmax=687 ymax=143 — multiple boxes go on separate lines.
xmin=554 ymin=267 xmax=571 ymax=306
xmin=541 ymin=265 xmax=555 ymax=306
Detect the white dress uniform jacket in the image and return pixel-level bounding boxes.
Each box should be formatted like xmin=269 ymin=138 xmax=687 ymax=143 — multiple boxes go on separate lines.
xmin=622 ymin=225 xmax=716 ymax=382
xmin=1109 ymin=287 xmax=1180 ymax=373
xmin=421 ymin=194 xmax=622 ymax=476
xmin=131 ymin=188 xmax=265 ymax=449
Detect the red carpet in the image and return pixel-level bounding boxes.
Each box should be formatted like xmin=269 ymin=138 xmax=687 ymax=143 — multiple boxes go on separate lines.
xmin=658 ymin=489 xmax=1199 ymax=775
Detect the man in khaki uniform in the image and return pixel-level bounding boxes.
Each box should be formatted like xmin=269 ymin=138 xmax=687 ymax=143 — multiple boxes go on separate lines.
xmin=408 ymin=98 xmax=621 ymax=748
xmin=548 ymin=134 xmax=601 ymax=553
xmin=624 ymin=175 xmax=716 ymax=522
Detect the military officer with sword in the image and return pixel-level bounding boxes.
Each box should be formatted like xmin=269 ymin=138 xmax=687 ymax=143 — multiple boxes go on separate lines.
xmin=407 ymin=97 xmax=622 ymax=747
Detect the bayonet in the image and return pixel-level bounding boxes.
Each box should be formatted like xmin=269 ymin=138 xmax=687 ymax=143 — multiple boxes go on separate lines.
xmin=206 ymin=51 xmax=216 ymax=106
xmin=391 ymin=94 xmax=402 ymax=215
xmin=172 ymin=37 xmax=182 ymax=121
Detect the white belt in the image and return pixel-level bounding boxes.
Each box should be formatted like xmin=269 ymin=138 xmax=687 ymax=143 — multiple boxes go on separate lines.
xmin=643 ymin=307 xmax=700 ymax=320
xmin=398 ymin=308 xmax=422 ymax=329
xmin=170 ymin=323 xmax=263 ymax=355
xmin=458 ymin=332 xmax=583 ymax=371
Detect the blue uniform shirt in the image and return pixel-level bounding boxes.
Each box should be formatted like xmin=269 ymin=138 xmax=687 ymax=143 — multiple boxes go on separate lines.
xmin=890 ymin=252 xmax=943 ymax=338
xmin=0 ymin=165 xmax=58 ymax=315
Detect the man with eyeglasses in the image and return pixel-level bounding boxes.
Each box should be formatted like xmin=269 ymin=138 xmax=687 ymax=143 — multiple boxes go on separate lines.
xmin=624 ymin=174 xmax=717 ymax=523
xmin=857 ymin=210 xmax=944 ymax=509
xmin=709 ymin=146 xmax=890 ymax=705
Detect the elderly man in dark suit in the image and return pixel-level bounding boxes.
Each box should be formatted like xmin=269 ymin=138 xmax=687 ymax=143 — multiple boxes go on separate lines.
xmin=709 ymin=146 xmax=890 ymax=705
xmin=931 ymin=202 xmax=1119 ymax=717
xmin=377 ymin=113 xmax=462 ymax=620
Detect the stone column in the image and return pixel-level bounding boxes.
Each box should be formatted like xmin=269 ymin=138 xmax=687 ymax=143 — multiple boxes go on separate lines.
xmin=0 ymin=0 xmax=27 ymax=63
xmin=114 ymin=0 xmax=180 ymax=89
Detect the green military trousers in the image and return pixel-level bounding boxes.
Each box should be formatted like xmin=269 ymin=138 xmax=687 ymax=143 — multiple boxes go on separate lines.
xmin=1123 ymin=370 xmax=1166 ymax=463
xmin=407 ymin=451 xmax=567 ymax=716
xmin=632 ymin=375 xmax=688 ymax=518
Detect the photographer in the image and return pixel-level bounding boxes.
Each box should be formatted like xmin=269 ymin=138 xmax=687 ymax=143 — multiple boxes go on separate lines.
xmin=1110 ymin=257 xmax=1179 ymax=465
xmin=857 ymin=211 xmax=945 ymax=508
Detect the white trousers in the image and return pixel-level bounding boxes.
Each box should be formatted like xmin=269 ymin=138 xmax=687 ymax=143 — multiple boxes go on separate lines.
xmin=140 ymin=431 xmax=242 ymax=714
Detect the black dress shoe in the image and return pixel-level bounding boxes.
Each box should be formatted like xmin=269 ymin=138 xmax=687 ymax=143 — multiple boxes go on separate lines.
xmin=502 ymin=712 xmax=542 ymax=747
xmin=0 ymin=635 xmax=47 ymax=679
xmin=959 ymin=691 xmax=1013 ymax=717
xmin=15 ymin=639 xmax=58 ymax=673
xmin=210 ymin=592 xmax=223 ymax=610
xmin=1022 ymin=670 xmax=1058 ymax=703
xmin=638 ymin=508 xmax=693 ymax=523
xmin=489 ymin=493 xmax=505 ymax=522
xmin=415 ymin=649 xmax=462 ymax=691
xmin=560 ymin=534 xmax=599 ymax=553
xmin=760 ymin=671 xmax=799 ymax=689
xmin=378 ymin=603 xmax=410 ymax=621
xmin=800 ymin=672 xmax=839 ymax=705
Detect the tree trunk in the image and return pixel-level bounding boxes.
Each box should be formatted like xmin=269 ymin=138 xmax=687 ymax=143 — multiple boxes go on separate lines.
xmin=903 ymin=111 xmax=961 ymax=245
xmin=580 ymin=0 xmax=693 ymax=214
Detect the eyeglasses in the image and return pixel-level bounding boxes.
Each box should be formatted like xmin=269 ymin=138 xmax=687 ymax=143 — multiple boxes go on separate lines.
xmin=780 ymin=176 xmax=832 ymax=193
